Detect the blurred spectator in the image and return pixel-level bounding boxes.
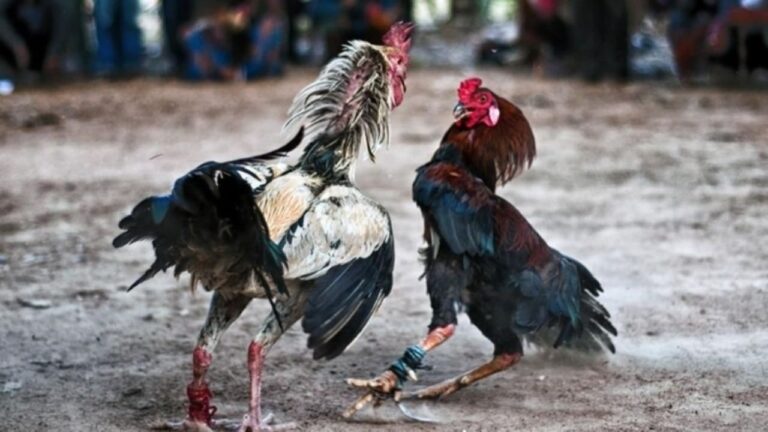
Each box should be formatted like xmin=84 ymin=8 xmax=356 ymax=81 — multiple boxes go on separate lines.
xmin=518 ymin=0 xmax=571 ymax=71
xmin=62 ymin=0 xmax=89 ymax=76
xmin=668 ymin=0 xmax=717 ymax=78
xmin=669 ymin=0 xmax=768 ymax=79
xmin=401 ymin=0 xmax=412 ymax=22
xmin=160 ymin=0 xmax=226 ymax=76
xmin=309 ymin=0 xmax=406 ymax=62
xmin=365 ymin=0 xmax=404 ymax=40
xmin=285 ymin=0 xmax=304 ymax=62
xmin=161 ymin=0 xmax=192 ymax=76
xmin=708 ymin=0 xmax=768 ymax=74
xmin=571 ymin=0 xmax=630 ymax=82
xmin=183 ymin=0 xmax=286 ymax=81
xmin=93 ymin=0 xmax=143 ymax=76
xmin=0 ymin=0 xmax=66 ymax=80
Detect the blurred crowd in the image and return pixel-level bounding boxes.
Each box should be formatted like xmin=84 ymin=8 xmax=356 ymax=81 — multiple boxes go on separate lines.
xmin=517 ymin=0 xmax=631 ymax=81
xmin=519 ymin=0 xmax=768 ymax=81
xmin=667 ymin=0 xmax=768 ymax=79
xmin=1 ymin=0 xmax=767 ymax=87
xmin=0 ymin=0 xmax=409 ymax=84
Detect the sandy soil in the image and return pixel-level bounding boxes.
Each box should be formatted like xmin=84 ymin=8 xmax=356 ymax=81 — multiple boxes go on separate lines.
xmin=1 ymin=70 xmax=767 ymax=432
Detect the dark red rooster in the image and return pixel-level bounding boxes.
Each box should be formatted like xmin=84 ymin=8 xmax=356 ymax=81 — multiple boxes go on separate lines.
xmin=346 ymin=77 xmax=617 ymax=413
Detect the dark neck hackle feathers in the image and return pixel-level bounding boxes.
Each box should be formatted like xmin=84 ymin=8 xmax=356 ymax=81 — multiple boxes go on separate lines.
xmin=445 ymin=95 xmax=536 ymax=190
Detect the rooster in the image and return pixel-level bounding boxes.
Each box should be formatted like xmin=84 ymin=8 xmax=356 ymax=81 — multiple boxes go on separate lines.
xmin=113 ymin=22 xmax=414 ymax=431
xmin=346 ymin=77 xmax=616 ymax=414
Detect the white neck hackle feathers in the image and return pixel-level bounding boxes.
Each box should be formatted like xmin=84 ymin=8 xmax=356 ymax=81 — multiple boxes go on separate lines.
xmin=285 ymin=41 xmax=392 ymax=175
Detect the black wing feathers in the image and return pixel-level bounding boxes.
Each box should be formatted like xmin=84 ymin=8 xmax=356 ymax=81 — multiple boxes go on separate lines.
xmin=113 ymin=130 xmax=304 ymax=303
xmin=302 ymin=235 xmax=394 ymax=360
xmin=413 ymin=162 xmax=495 ymax=256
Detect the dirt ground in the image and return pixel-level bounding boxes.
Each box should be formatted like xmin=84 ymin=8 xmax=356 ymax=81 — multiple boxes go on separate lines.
xmin=1 ymin=69 xmax=767 ymax=432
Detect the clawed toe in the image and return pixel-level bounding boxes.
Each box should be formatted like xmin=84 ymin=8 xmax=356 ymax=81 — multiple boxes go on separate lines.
xmin=153 ymin=415 xmax=294 ymax=432
xmin=234 ymin=413 xmax=271 ymax=432
xmin=400 ymin=381 xmax=459 ymax=401
xmin=151 ymin=419 xmax=213 ymax=432
xmin=210 ymin=412 xmax=294 ymax=432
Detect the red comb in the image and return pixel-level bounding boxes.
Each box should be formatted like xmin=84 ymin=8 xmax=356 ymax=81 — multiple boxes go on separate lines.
xmin=383 ymin=21 xmax=415 ymax=52
xmin=458 ymin=78 xmax=482 ymax=104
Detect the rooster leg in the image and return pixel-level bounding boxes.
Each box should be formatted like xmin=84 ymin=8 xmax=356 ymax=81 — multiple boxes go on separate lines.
xmin=401 ymin=352 xmax=521 ymax=401
xmin=226 ymin=292 xmax=306 ymax=432
xmin=164 ymin=293 xmax=251 ymax=431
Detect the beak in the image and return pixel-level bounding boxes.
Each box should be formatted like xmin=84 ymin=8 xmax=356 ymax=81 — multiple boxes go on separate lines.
xmin=453 ymin=102 xmax=469 ymax=121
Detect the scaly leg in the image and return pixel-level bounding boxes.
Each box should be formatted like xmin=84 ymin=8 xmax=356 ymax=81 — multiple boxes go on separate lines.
xmin=164 ymin=293 xmax=251 ymax=431
xmin=400 ymin=352 xmax=521 ymax=400
xmin=232 ymin=291 xmax=307 ymax=432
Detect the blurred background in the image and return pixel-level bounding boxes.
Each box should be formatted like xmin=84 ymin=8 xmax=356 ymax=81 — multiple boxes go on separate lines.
xmin=2 ymin=2 xmax=768 ymax=431
xmin=1 ymin=0 xmax=768 ymax=89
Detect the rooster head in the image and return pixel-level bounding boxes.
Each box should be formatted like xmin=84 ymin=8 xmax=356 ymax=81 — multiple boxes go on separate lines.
xmin=381 ymin=21 xmax=414 ymax=109
xmin=453 ymin=78 xmax=500 ymax=128
xmin=447 ymin=77 xmax=536 ymax=186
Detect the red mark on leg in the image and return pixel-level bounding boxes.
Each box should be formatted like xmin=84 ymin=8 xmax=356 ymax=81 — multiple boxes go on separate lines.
xmin=421 ymin=324 xmax=456 ymax=351
xmin=187 ymin=347 xmax=216 ymax=425
xmin=192 ymin=346 xmax=212 ymax=378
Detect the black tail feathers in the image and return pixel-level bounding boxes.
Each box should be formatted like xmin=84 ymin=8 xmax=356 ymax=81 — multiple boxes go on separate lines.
xmin=527 ymin=259 xmax=617 ymax=354
xmin=113 ymin=131 xmax=305 ymax=326
xmin=555 ymin=261 xmax=617 ymax=353
xmin=114 ymin=165 xmax=286 ymax=292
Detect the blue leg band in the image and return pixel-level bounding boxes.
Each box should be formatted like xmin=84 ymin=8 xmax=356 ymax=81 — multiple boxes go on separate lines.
xmin=389 ymin=345 xmax=427 ymax=386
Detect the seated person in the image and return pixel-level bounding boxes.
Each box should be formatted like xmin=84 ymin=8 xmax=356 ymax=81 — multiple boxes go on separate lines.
xmin=363 ymin=0 xmax=402 ymax=42
xmin=708 ymin=0 xmax=768 ymax=73
xmin=670 ymin=0 xmax=768 ymax=78
xmin=309 ymin=0 xmax=404 ymax=61
xmin=668 ymin=0 xmax=718 ymax=78
xmin=0 ymin=0 xmax=64 ymax=79
xmin=517 ymin=0 xmax=571 ymax=69
xmin=183 ymin=0 xmax=285 ymax=81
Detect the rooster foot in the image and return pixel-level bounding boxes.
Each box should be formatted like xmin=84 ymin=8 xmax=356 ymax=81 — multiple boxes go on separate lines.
xmin=214 ymin=412 xmax=295 ymax=432
xmin=154 ymin=414 xmax=294 ymax=432
xmin=153 ymin=419 xmax=213 ymax=431
xmin=399 ymin=377 xmax=463 ymax=401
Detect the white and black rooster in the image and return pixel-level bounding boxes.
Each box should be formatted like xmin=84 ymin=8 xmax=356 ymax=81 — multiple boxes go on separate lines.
xmin=113 ymin=22 xmax=414 ymax=432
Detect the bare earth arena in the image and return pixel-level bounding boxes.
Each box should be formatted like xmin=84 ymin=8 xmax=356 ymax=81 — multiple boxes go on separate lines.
xmin=1 ymin=69 xmax=767 ymax=431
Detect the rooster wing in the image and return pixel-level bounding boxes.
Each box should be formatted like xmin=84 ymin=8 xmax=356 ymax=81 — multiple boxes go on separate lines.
xmin=279 ymin=186 xmax=394 ymax=360
xmin=413 ymin=161 xmax=496 ymax=257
